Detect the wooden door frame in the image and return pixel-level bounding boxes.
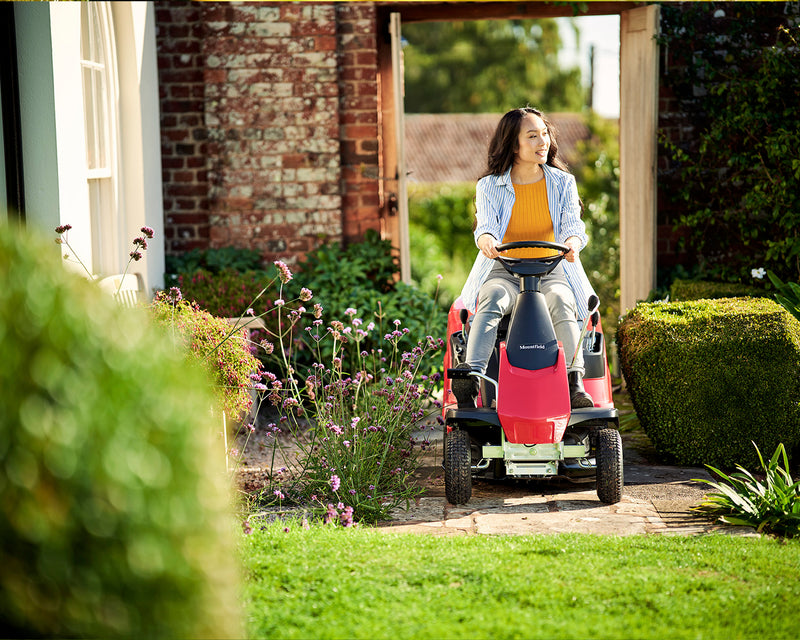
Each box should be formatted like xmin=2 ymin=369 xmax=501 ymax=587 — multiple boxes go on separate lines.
xmin=376 ymin=1 xmax=657 ymax=311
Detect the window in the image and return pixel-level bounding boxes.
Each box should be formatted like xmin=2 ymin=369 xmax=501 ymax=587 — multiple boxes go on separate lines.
xmin=80 ymin=2 xmax=118 ymax=275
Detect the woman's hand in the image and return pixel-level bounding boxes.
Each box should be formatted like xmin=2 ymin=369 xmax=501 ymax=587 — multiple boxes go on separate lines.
xmin=564 ymin=236 xmax=582 ymax=263
xmin=478 ymin=234 xmax=500 ymax=259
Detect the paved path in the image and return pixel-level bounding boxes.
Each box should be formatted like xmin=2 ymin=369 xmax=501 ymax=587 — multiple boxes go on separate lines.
xmin=377 ymin=436 xmax=756 ymax=537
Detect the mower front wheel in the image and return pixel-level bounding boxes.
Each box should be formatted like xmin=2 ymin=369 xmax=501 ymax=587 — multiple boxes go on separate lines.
xmin=444 ymin=428 xmax=472 ymax=504
xmin=596 ymin=428 xmax=623 ymax=504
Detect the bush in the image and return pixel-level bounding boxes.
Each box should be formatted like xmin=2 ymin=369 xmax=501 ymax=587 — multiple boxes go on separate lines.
xmin=670 ymin=278 xmax=767 ymax=302
xmin=617 ymin=297 xmax=800 ymax=468
xmin=150 ymin=290 xmax=261 ymax=421
xmin=0 ymin=227 xmax=241 ymax=638
xmin=175 ymin=231 xmax=446 ymax=380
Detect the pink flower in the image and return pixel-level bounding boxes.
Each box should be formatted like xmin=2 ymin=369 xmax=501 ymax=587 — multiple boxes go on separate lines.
xmin=274 ymin=260 xmax=293 ymax=284
xmin=300 ymin=288 xmax=313 ymax=301
xmin=140 ymin=226 xmax=155 ymax=239
xmin=329 ymin=474 xmax=341 ymax=492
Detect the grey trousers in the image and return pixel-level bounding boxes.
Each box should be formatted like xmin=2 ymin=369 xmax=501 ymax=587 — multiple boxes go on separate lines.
xmin=465 ymin=262 xmax=584 ymax=375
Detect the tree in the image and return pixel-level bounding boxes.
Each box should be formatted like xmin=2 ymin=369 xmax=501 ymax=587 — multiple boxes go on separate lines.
xmin=402 ymin=19 xmax=585 ymax=113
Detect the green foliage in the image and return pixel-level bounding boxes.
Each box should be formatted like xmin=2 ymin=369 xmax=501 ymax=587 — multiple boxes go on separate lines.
xmin=695 ymin=443 xmax=800 ymax=537
xmin=150 ymin=291 xmax=261 ymax=420
xmin=241 ymin=527 xmax=800 ymax=640
xmin=0 ymin=227 xmax=240 ymax=638
xmin=659 ymin=5 xmax=800 ymax=282
xmin=768 ymin=270 xmax=800 ymax=323
xmin=570 ymin=113 xmax=620 ymax=333
xmin=408 ymin=182 xmax=477 ymax=308
xmin=670 ymin=278 xmax=767 ymax=302
xmin=165 ymin=245 xmax=264 ymax=281
xmin=175 ymin=230 xmax=446 ymax=379
xmin=402 ymin=19 xmax=584 ymax=113
xmin=616 ymin=298 xmax=800 ymax=468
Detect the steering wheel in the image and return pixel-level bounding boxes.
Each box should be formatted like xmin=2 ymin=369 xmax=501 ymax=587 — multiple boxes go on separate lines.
xmin=494 ymin=240 xmax=570 ymax=277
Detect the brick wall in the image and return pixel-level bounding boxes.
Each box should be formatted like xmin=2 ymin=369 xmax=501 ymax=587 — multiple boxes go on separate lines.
xmin=155 ymin=1 xmax=209 ymax=255
xmin=154 ymin=1 xmax=383 ymax=265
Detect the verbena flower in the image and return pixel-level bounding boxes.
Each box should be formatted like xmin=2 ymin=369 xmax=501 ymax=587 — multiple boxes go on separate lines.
xmin=274 ymin=260 xmax=293 ymax=284
xmin=329 ymin=474 xmax=341 ymax=492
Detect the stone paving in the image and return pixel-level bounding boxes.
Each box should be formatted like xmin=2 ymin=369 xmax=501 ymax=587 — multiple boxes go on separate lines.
xmin=376 ymin=435 xmax=756 ymax=537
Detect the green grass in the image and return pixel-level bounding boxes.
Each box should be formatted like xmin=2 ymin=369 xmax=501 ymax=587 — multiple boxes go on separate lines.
xmin=240 ymin=523 xmax=800 ymax=639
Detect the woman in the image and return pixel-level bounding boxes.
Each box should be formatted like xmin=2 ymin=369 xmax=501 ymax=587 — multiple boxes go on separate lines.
xmin=453 ymin=107 xmax=595 ymax=409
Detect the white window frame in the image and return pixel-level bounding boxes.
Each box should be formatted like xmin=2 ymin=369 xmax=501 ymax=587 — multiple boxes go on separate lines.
xmin=80 ymin=1 xmax=121 ymax=276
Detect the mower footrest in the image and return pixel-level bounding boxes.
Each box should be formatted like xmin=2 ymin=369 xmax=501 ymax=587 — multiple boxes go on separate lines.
xmin=445 ymin=407 xmax=502 ymax=427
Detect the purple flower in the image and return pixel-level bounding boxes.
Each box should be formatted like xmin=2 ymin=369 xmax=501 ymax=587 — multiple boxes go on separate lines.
xmin=140 ymin=226 xmax=155 ymax=239
xmin=55 ymin=224 xmax=73 ymax=234
xmin=340 ymin=506 xmax=354 ymax=528
xmin=130 ymin=251 xmax=143 ymax=261
xmin=242 ymin=520 xmax=253 ymax=535
xmin=274 ymin=489 xmax=285 ymax=500
xmin=329 ymin=474 xmax=341 ymax=492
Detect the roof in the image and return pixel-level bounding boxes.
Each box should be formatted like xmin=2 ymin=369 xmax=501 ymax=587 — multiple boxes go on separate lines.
xmin=404 ymin=112 xmax=590 ymax=184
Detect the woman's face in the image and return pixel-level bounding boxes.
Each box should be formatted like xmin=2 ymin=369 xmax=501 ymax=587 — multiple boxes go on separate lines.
xmin=514 ymin=113 xmax=550 ymax=167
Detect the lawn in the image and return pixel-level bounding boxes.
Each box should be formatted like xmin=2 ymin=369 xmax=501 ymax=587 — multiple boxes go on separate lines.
xmin=240 ymin=523 xmax=800 ymax=640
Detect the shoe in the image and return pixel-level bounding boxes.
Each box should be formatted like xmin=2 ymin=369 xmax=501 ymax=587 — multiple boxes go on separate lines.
xmin=451 ymin=363 xmax=478 ymax=408
xmin=568 ymin=371 xmax=594 ymax=409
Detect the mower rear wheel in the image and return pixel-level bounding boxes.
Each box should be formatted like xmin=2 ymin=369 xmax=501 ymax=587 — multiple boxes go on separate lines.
xmin=444 ymin=428 xmax=472 ymax=504
xmin=596 ymin=428 xmax=623 ymax=504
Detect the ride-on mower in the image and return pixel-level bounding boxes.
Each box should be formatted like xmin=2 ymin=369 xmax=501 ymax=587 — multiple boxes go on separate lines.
xmin=442 ymin=240 xmax=622 ymax=505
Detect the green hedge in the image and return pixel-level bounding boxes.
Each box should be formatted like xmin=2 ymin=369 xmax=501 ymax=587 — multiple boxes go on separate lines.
xmin=0 ymin=228 xmax=240 ymax=638
xmin=670 ymin=279 xmax=767 ymax=302
xmin=617 ymin=297 xmax=800 ymax=469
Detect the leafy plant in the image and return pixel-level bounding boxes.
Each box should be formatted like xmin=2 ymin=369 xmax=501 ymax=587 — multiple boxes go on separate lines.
xmin=659 ymin=6 xmax=800 ymax=283
xmin=767 ymin=270 xmax=800 ymax=323
xmin=694 ymin=442 xmax=800 ymax=537
xmin=165 ymin=245 xmax=264 ymax=281
xmin=242 ymin=263 xmax=445 ymax=524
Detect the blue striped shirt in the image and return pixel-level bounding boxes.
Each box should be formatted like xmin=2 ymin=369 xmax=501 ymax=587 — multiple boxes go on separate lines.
xmin=459 ymin=163 xmax=596 ymax=320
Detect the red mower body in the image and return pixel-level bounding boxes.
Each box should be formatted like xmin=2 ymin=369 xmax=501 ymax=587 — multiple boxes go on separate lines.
xmin=497 ymin=341 xmax=570 ymax=444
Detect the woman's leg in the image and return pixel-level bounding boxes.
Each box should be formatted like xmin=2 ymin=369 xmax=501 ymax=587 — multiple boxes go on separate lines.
xmin=465 ymin=268 xmax=518 ymax=374
xmin=541 ymin=267 xmax=593 ymax=408
xmin=540 ymin=267 xmax=583 ymax=374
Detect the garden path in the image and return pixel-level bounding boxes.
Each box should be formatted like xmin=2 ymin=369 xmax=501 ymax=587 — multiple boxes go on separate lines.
xmin=376 ymin=430 xmax=757 ymax=537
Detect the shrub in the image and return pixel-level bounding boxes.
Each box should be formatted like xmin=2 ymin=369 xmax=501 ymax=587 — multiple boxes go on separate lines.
xmin=670 ymin=278 xmax=767 ymax=302
xmin=149 ymin=289 xmax=261 ymax=421
xmin=0 ymin=227 xmax=240 ymax=638
xmin=617 ymin=297 xmax=800 ymax=468
xmin=174 ymin=231 xmax=446 ymax=380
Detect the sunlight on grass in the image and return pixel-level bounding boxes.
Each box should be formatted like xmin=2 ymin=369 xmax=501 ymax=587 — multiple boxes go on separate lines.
xmin=241 ymin=523 xmax=800 ymax=640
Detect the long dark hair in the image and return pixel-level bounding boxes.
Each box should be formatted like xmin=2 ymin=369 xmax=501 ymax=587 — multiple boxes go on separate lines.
xmin=483 ymin=107 xmax=570 ymax=178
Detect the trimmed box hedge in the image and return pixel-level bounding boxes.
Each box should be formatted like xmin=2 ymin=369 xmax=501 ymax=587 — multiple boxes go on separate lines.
xmin=617 ymin=297 xmax=800 ymax=469
xmin=670 ymin=278 xmax=766 ymax=302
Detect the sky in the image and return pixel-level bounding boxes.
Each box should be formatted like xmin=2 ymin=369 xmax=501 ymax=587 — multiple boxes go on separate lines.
xmin=557 ymin=15 xmax=621 ymax=118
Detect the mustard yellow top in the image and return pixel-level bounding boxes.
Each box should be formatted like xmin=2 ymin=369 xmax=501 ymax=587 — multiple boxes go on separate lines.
xmin=502 ymin=180 xmax=555 ymax=258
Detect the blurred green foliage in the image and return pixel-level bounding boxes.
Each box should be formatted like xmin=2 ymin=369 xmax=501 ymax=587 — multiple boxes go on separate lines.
xmin=402 ymin=19 xmax=585 ymax=113
xmin=0 ymin=226 xmax=240 ymax=638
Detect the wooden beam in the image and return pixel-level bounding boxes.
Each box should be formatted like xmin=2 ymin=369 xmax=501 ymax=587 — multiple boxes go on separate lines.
xmin=377 ymin=1 xmax=642 ymax=23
